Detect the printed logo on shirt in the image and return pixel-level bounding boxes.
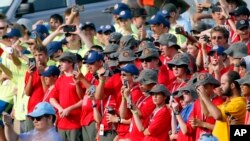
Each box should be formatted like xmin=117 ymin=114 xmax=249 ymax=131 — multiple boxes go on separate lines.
xmin=230 ymin=125 xmax=250 ymax=139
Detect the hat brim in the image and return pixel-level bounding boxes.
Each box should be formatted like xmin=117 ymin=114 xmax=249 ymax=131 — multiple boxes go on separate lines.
xmin=27 ymin=111 xmax=45 ymax=118
xmin=134 ymin=77 xmax=157 ymax=85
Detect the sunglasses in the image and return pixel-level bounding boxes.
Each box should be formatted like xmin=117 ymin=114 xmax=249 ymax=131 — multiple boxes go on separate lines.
xmin=26 ymin=42 xmax=35 ymax=45
xmin=121 ymin=73 xmax=130 ymax=76
xmin=211 ymin=36 xmax=223 ymax=40
xmin=140 ymin=57 xmax=154 ymax=63
xmin=0 ymin=26 xmax=6 ymax=30
xmin=30 ymin=115 xmax=48 ymax=121
xmin=170 ymin=64 xmax=187 ymax=68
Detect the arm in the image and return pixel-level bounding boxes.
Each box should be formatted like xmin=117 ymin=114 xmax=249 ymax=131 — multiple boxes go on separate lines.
xmin=197 ymin=86 xmax=222 ymax=120
xmin=42 ymin=25 xmax=64 ymax=46
xmin=75 ymin=82 xmax=84 ymax=99
xmin=92 ymin=99 xmax=102 ymax=123
xmin=0 ymin=64 xmax=13 ymax=79
xmin=50 ymin=98 xmax=63 ymax=112
xmin=132 ymin=111 xmax=145 ymax=132
xmin=176 ymin=114 xmax=188 ymax=134
xmin=2 ymin=112 xmax=18 ymax=141
xmin=24 ymin=72 xmax=33 ymax=96
xmin=119 ymin=97 xmax=128 ymax=118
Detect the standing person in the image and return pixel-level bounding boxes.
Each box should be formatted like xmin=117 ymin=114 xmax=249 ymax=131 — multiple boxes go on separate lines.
xmin=41 ymin=65 xmax=60 ymax=102
xmin=3 ymin=102 xmax=63 ymax=141
xmin=131 ymin=84 xmax=171 ymax=141
xmin=170 ymin=83 xmax=198 ymax=141
xmin=50 ymin=52 xmax=83 ymax=141
xmin=24 ymin=46 xmax=48 ymax=130
xmin=198 ymin=71 xmax=246 ymax=141
xmin=236 ymin=72 xmax=250 ymax=124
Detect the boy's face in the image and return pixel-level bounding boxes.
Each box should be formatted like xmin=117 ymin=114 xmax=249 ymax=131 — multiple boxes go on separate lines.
xmin=49 ymin=18 xmax=61 ymax=31
xmin=44 ymin=76 xmax=57 ymax=86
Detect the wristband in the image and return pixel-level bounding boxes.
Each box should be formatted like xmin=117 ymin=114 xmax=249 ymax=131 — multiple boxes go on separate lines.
xmin=131 ymin=110 xmax=138 ymax=115
xmin=174 ymin=110 xmax=180 ymax=115
xmin=117 ymin=117 xmax=121 ymax=123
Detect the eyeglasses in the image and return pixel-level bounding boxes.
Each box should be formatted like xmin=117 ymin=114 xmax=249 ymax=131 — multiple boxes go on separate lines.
xmin=104 ymin=31 xmax=112 ymax=35
xmin=170 ymin=64 xmax=187 ymax=68
xmin=30 ymin=115 xmax=48 ymax=121
xmin=26 ymin=42 xmax=35 ymax=45
xmin=140 ymin=57 xmax=153 ymax=63
xmin=182 ymin=90 xmax=190 ymax=94
xmin=211 ymin=36 xmax=223 ymax=40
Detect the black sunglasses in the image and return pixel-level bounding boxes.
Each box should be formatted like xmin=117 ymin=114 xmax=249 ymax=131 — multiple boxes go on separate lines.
xmin=30 ymin=115 xmax=49 ymax=121
xmin=140 ymin=57 xmax=154 ymax=63
xmin=170 ymin=64 xmax=187 ymax=68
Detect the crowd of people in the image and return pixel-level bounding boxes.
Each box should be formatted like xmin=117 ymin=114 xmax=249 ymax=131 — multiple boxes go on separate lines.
xmin=0 ymin=0 xmax=249 ymax=141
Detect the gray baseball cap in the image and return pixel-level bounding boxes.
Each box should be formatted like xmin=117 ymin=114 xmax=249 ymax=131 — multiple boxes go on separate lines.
xmin=194 ymin=73 xmax=220 ymax=88
xmin=136 ymin=41 xmax=156 ymax=54
xmin=139 ymin=48 xmax=159 ymax=59
xmin=134 ymin=69 xmax=158 ymax=85
xmin=236 ymin=72 xmax=250 ymax=85
xmin=156 ymin=33 xmax=180 ymax=49
xmin=167 ymin=53 xmax=190 ymax=68
xmin=103 ymin=44 xmax=119 ymax=54
xmin=109 ymin=32 xmax=122 ymax=42
xmin=58 ymin=52 xmax=77 ymax=63
xmin=118 ymin=49 xmax=136 ymax=62
xmin=149 ymin=84 xmax=171 ymax=97
xmin=174 ymin=84 xmax=198 ymax=99
xmin=224 ymin=42 xmax=248 ymax=58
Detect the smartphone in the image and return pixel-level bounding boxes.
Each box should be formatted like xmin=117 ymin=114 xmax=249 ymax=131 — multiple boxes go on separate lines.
xmin=123 ymin=80 xmax=129 ymax=88
xmin=175 ymin=27 xmax=182 ymax=34
xmin=28 ymin=58 xmax=36 ymax=71
xmin=107 ymin=106 xmax=116 ymax=115
xmin=203 ymin=35 xmax=210 ymax=42
xmin=88 ymin=85 xmax=96 ymax=95
xmin=74 ymin=63 xmax=78 ymax=71
xmin=5 ymin=47 xmax=13 ymax=54
xmin=63 ymin=25 xmax=76 ymax=33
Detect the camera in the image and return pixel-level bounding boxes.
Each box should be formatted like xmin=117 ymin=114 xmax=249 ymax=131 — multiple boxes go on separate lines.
xmin=202 ymin=35 xmax=210 ymax=42
xmin=106 ymin=106 xmax=116 ymax=115
xmin=88 ymin=85 xmax=96 ymax=96
xmin=4 ymin=47 xmax=14 ymax=54
xmin=63 ymin=25 xmax=76 ymax=33
xmin=73 ymin=63 xmax=78 ymax=71
xmin=175 ymin=27 xmax=182 ymax=34
xmin=28 ymin=58 xmax=36 ymax=71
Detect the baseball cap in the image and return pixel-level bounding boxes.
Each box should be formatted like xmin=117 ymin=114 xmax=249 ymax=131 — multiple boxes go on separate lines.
xmin=157 ymin=33 xmax=180 ymax=49
xmin=120 ymin=63 xmax=139 ymax=75
xmin=17 ymin=18 xmax=33 ymax=32
xmin=174 ymin=84 xmax=198 ymax=99
xmin=5 ymin=28 xmax=22 ymax=38
xmin=198 ymin=133 xmax=218 ymax=141
xmin=236 ymin=20 xmax=249 ymax=30
xmin=158 ymin=10 xmax=170 ymax=18
xmin=35 ymin=24 xmax=49 ymax=35
xmin=139 ymin=48 xmax=159 ymax=59
xmin=27 ymin=102 xmax=56 ymax=117
xmin=236 ymin=72 xmax=250 ymax=85
xmin=147 ymin=13 xmax=170 ymax=28
xmin=194 ymin=73 xmax=220 ymax=88
xmin=112 ymin=3 xmax=130 ymax=15
xmin=163 ymin=3 xmax=177 ymax=13
xmin=136 ymin=41 xmax=156 ymax=54
xmin=118 ymin=49 xmax=136 ymax=62
xmin=191 ymin=21 xmax=210 ymax=33
xmin=224 ymin=42 xmax=248 ymax=58
xmin=46 ymin=41 xmax=63 ymax=57
xmin=149 ymin=84 xmax=171 ymax=97
xmin=134 ymin=69 xmax=158 ymax=85
xmin=231 ymin=6 xmax=250 ymax=16
xmin=118 ymin=10 xmax=133 ymax=20
xmin=167 ymin=53 xmax=190 ymax=68
xmin=133 ymin=8 xmax=147 ymax=17
xmin=103 ymin=44 xmax=119 ymax=54
xmin=58 ymin=52 xmax=77 ymax=63
xmin=109 ymin=32 xmax=123 ymax=42
xmin=41 ymin=66 xmax=60 ymax=77
xmin=97 ymin=25 xmax=105 ymax=33
xmin=81 ymin=21 xmax=96 ymax=31
xmin=103 ymin=25 xmax=115 ymax=33
xmin=208 ymin=46 xmax=226 ymax=56
xmin=84 ymin=50 xmax=104 ymax=64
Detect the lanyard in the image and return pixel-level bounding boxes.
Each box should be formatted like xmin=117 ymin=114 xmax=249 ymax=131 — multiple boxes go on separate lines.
xmin=149 ymin=106 xmax=164 ymax=123
xmin=43 ymin=86 xmax=54 ymax=102
xmin=101 ymin=95 xmax=112 ymax=116
xmin=136 ymin=95 xmax=151 ymax=108
xmin=171 ymin=81 xmax=185 ymax=94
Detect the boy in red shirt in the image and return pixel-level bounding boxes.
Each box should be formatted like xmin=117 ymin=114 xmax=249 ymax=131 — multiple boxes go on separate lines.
xmin=50 ymin=52 xmax=83 ymax=141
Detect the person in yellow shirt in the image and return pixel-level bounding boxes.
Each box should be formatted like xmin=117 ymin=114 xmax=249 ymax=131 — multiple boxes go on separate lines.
xmin=198 ymin=71 xmax=246 ymax=141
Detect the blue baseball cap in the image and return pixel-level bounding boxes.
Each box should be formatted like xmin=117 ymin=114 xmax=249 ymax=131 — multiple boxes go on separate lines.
xmin=35 ymin=24 xmax=49 ymax=35
xmin=103 ymin=25 xmax=115 ymax=33
xmin=41 ymin=66 xmax=60 ymax=77
xmin=112 ymin=3 xmax=130 ymax=15
xmin=158 ymin=10 xmax=170 ymax=18
xmin=97 ymin=25 xmax=105 ymax=33
xmin=208 ymin=46 xmax=226 ymax=56
xmin=27 ymin=102 xmax=56 ymax=117
xmin=118 ymin=10 xmax=133 ymax=20
xmin=46 ymin=41 xmax=63 ymax=57
xmin=84 ymin=50 xmax=104 ymax=64
xmin=5 ymin=28 xmax=22 ymax=38
xmin=120 ymin=63 xmax=139 ymax=75
xmin=147 ymin=13 xmax=170 ymax=28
